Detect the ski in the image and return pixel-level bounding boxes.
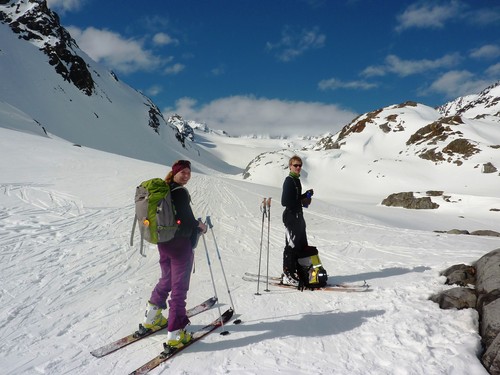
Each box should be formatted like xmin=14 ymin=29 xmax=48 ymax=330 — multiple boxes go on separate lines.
xmin=243 ymin=273 xmax=370 ymax=292
xmin=90 ymin=296 xmax=217 ymax=358
xmin=244 ymin=272 xmax=281 ymax=281
xmin=129 ymin=308 xmax=234 ymax=375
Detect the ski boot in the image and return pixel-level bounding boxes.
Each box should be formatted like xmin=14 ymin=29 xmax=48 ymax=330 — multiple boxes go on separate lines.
xmin=143 ymin=301 xmax=168 ymax=330
xmin=165 ymin=328 xmax=192 ymax=350
xmin=281 ymin=272 xmax=299 ymax=287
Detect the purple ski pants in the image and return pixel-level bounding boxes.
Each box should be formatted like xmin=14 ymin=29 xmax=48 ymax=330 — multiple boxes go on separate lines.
xmin=149 ymin=237 xmax=194 ymax=331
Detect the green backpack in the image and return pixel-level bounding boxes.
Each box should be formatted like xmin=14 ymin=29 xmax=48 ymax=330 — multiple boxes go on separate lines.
xmin=130 ymin=178 xmax=183 ymax=256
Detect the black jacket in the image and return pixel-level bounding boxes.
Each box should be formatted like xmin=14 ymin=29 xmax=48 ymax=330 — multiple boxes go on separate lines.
xmin=281 ymin=175 xmax=303 ymax=213
xmin=170 ymin=183 xmax=199 ymax=240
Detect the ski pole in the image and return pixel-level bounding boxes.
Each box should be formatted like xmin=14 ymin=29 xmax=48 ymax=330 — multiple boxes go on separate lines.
xmin=255 ymin=198 xmax=267 ymax=295
xmin=199 ymin=218 xmax=227 ymax=334
xmin=265 ymin=198 xmax=271 ymax=292
xmin=205 ymin=216 xmax=236 ymax=313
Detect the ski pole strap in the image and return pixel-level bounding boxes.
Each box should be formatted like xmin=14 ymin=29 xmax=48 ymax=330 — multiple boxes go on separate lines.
xmin=139 ymin=230 xmax=145 ymax=257
xmin=130 ymin=214 xmax=137 ymax=246
xmin=131 ymin=214 xmax=146 ymax=257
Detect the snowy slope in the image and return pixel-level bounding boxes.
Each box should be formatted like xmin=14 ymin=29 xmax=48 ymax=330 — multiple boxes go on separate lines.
xmin=242 ymin=91 xmax=500 ymax=233
xmin=0 ymin=16 xmax=310 ymax=178
xmin=0 ymin=4 xmax=236 ymax=174
xmin=1 ymin=123 xmax=499 ymax=375
xmin=0 ymin=20 xmax=165 ymax=162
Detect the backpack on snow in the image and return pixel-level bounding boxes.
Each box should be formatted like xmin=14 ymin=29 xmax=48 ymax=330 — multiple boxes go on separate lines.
xmin=130 ymin=178 xmax=183 ymax=256
xmin=297 ymin=246 xmax=328 ymax=288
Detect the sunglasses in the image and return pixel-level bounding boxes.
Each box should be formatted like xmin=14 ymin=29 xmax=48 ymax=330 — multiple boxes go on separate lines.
xmin=292 ymin=164 xmax=302 ymax=168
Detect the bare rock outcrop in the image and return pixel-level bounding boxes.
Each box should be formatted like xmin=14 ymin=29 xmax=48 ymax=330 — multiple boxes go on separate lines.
xmin=430 ymin=249 xmax=500 ymax=374
xmin=381 ymin=192 xmax=439 ymax=209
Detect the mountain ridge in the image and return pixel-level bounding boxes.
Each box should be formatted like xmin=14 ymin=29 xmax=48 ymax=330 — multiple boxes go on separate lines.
xmin=0 ymin=0 xmax=499 ymax=189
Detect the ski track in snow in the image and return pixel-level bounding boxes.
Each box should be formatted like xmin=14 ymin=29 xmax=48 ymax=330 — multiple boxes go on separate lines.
xmin=1 ymin=174 xmax=497 ymax=374
xmin=0 ymin=182 xmax=139 ymax=374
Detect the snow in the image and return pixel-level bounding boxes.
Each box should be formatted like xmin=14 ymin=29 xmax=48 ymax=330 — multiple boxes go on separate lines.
xmin=1 ymin=124 xmax=499 ymax=375
xmin=1 ymin=7 xmax=499 ymax=372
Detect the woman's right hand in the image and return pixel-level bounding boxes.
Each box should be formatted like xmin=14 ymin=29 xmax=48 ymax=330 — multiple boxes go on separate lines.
xmin=198 ymin=220 xmax=207 ymax=234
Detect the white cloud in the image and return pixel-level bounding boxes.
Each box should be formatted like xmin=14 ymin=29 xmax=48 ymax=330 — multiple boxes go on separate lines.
xmin=211 ymin=65 xmax=226 ymax=76
xmin=395 ymin=1 xmax=500 ymax=31
xmin=46 ymin=0 xmax=85 ymax=13
xmin=361 ymin=65 xmax=386 ymax=77
xmin=152 ymin=32 xmax=179 ymax=46
xmin=422 ymin=70 xmax=490 ymax=99
xmin=485 ymin=63 xmax=500 ymax=77
xmin=164 ymin=63 xmax=185 ymax=75
xmin=266 ymin=26 xmax=326 ymax=62
xmin=470 ymin=44 xmax=500 ymax=60
xmin=363 ymin=53 xmax=461 ymax=77
xmin=467 ymin=7 xmax=500 ymax=26
xmin=67 ymin=26 xmax=162 ymax=74
xmin=145 ymin=85 xmax=163 ymax=96
xmin=395 ymin=1 xmax=464 ymax=31
xmin=166 ymin=96 xmax=357 ymax=137
xmin=318 ymin=78 xmax=376 ymax=91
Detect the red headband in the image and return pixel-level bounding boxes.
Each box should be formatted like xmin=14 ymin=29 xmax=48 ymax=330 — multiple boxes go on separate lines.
xmin=172 ymin=160 xmax=191 ymax=176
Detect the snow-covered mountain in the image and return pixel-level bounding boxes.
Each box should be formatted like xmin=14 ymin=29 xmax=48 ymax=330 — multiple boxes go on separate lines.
xmin=2 ymin=0 xmax=499 ymax=195
xmin=243 ymin=85 xmax=500 ymax=203
xmin=438 ymin=81 xmax=500 ymax=118
xmin=0 ymin=0 xmax=307 ymax=176
xmin=0 ymin=0 xmax=219 ymax=170
xmin=1 ymin=0 xmax=500 ymax=204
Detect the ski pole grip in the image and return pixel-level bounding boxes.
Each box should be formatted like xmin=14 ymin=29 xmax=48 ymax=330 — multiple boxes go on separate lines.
xmin=206 ymin=215 xmax=214 ymax=229
xmin=197 ymin=217 xmax=205 ymax=232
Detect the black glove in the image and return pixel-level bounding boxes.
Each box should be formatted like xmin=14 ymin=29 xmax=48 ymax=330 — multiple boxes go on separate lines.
xmin=297 ymin=279 xmax=305 ymax=292
xmin=301 ymin=197 xmax=312 ymax=207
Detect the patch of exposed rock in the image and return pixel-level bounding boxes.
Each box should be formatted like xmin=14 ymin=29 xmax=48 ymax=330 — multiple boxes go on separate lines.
xmin=381 ymin=192 xmax=439 ymax=209
xmin=429 ymin=249 xmax=500 ymax=374
xmin=0 ymin=0 xmax=95 ymax=95
xmin=483 ymin=162 xmax=498 ymax=174
xmin=435 ymin=229 xmax=500 ymax=238
xmin=383 ymin=191 xmax=500 ymax=215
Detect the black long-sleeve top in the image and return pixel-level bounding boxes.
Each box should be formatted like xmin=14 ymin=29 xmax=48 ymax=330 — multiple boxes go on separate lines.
xmin=170 ymin=183 xmax=199 ymax=238
xmin=281 ymin=175 xmax=303 ymax=213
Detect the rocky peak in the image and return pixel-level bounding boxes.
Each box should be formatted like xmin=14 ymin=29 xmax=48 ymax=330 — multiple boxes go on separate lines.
xmin=145 ymin=98 xmax=166 ymax=134
xmin=438 ymin=81 xmax=500 ymax=119
xmin=308 ymin=88 xmax=499 ymax=172
xmin=167 ymin=114 xmax=195 ymax=147
xmin=0 ymin=0 xmax=95 ymax=95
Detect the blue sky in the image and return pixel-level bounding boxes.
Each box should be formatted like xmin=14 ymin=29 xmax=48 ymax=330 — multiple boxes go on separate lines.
xmin=48 ymin=0 xmax=500 ymax=136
